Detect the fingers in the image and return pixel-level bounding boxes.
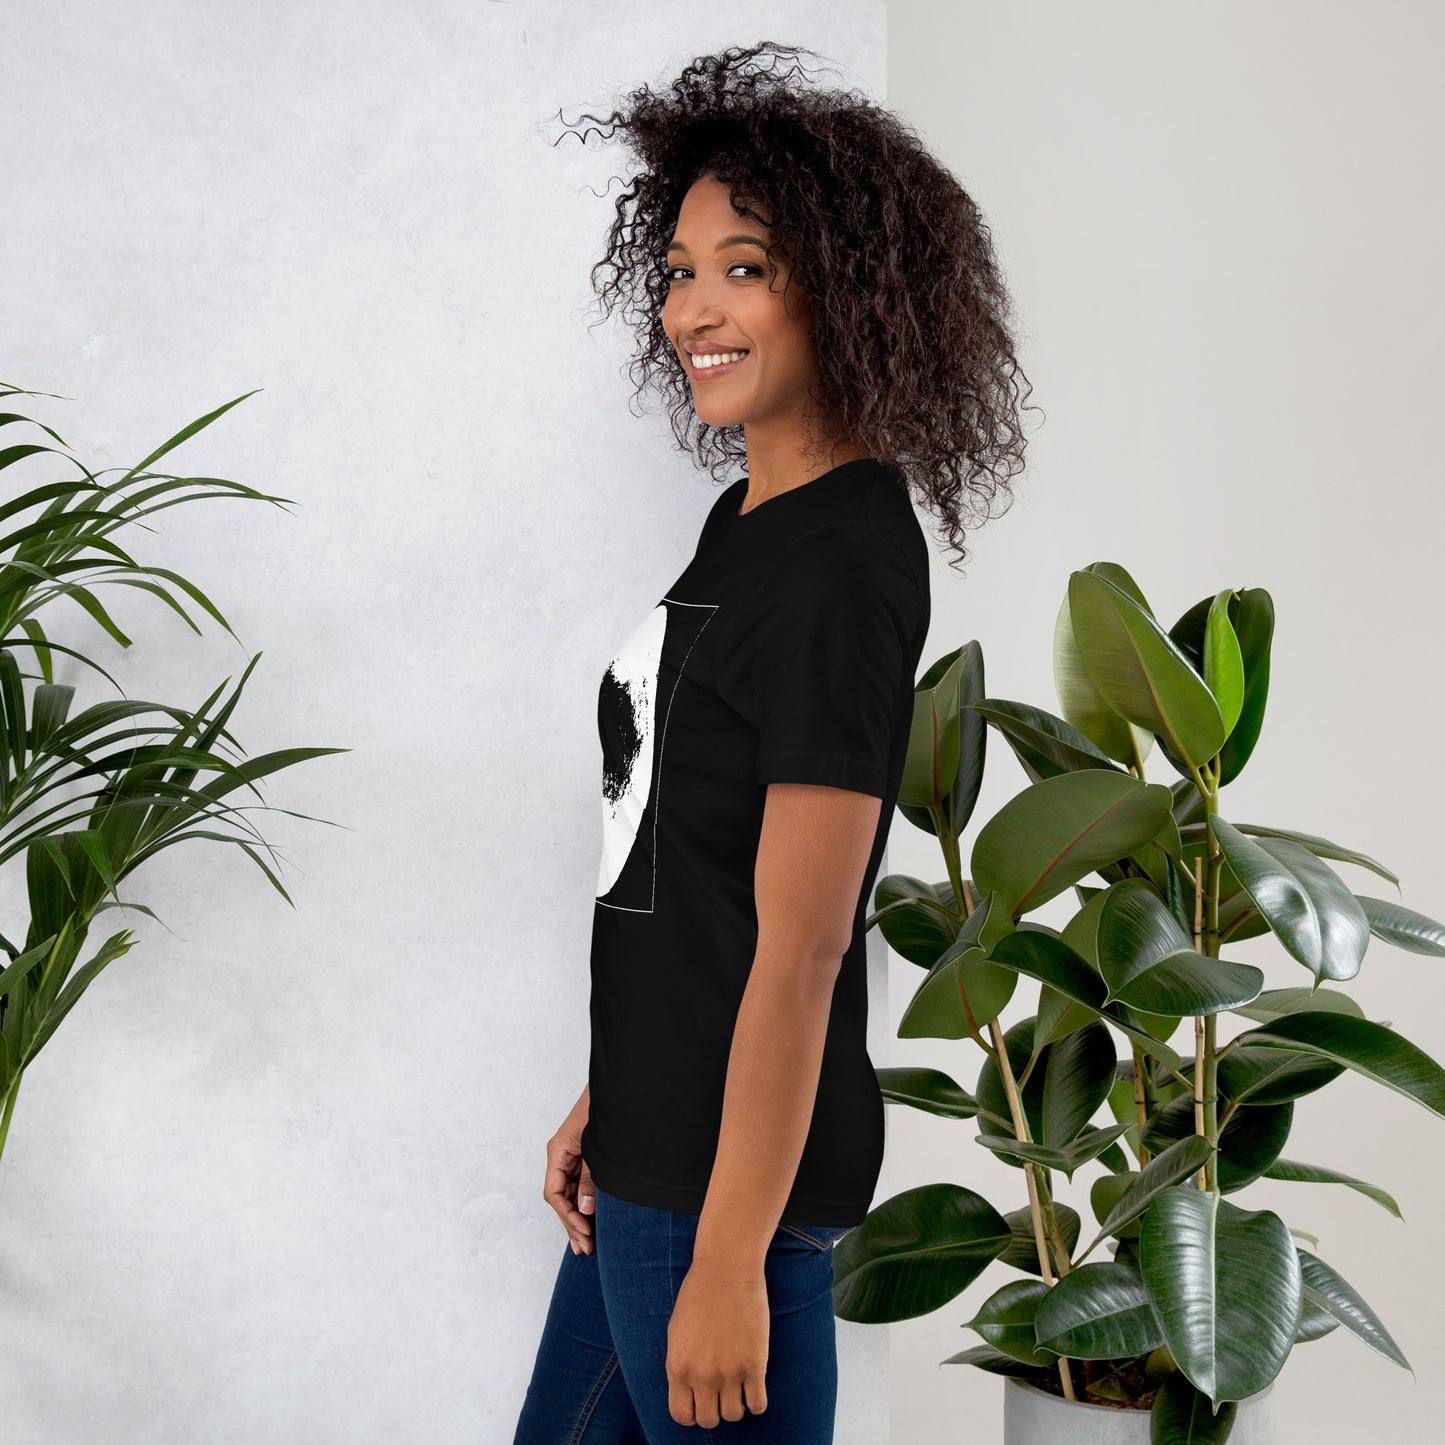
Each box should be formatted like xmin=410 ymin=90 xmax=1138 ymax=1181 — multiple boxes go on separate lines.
xmin=543 ymin=1142 xmax=595 ymax=1254
xmin=670 ymin=1382 xmax=753 ymax=1430
xmin=669 ymin=1381 xmax=702 ymax=1429
xmin=719 ymin=1379 xmax=750 ymax=1424
xmin=744 ymin=1372 xmax=767 ymax=1418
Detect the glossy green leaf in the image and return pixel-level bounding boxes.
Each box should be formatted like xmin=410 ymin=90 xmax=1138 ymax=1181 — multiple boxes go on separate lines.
xmin=975 ymin=1017 xmax=1048 ymax=1170
xmin=1034 ymin=1260 xmax=1164 ymax=1359
xmin=1113 ymin=951 xmax=1264 ymax=1018
xmin=1355 ymin=894 xmax=1445 ymax=956
xmin=940 ymin=1342 xmax=1052 ymax=1377
xmin=987 ymin=930 xmax=1185 ymax=1074
xmin=1216 ymin=1045 xmax=1344 ymax=1105
xmin=1208 ymin=818 xmax=1369 ymax=983
xmin=976 ymin=1121 xmax=1134 ymax=1181
xmin=1230 ymin=986 xmax=1363 ymax=1024
xmin=1035 ymin=981 xmax=1102 ymax=1048
xmin=1200 ymin=589 xmax=1245 ymax=739
xmin=1091 ymin=1170 xmax=1145 ymax=1242
xmin=965 ymin=697 xmax=1125 ymax=782
xmin=1149 ymin=1368 xmax=1239 ymax=1444
xmin=831 ymin=1182 xmax=1013 ymax=1323
xmin=1167 ymin=587 xmax=1274 ymax=789
xmin=890 ymin=890 xmax=1017 ymax=1040
xmin=1063 ymin=890 xmax=1184 ymax=1040
xmin=1079 ymin=1135 xmax=1217 ymax=1261
xmin=972 ymin=768 xmax=1175 ymax=920
xmin=898 ymin=891 xmax=1018 ymax=1038
xmin=899 ymin=647 xmax=965 ymax=809
xmin=1042 ymin=1019 xmax=1118 ymax=1149
xmin=1095 ymin=879 xmax=1189 ymax=991
xmin=1098 ymin=1141 xmax=1132 ymax=1173
xmin=873 ymin=874 xmax=959 ymax=968
xmin=1235 ymin=1011 xmax=1445 ymax=1121
xmin=1180 ymin=819 xmax=1398 ymax=888
xmin=1261 ymin=1158 xmax=1401 ymax=1220
xmin=1054 ymin=577 xmax=1149 ymax=765
xmin=998 ymin=1202 xmax=1082 ymax=1276
xmin=1294 ymin=1291 xmax=1341 ymax=1344
xmin=875 ymin=1066 xmax=983 ymax=1121
xmin=897 ymin=642 xmax=985 ymax=839
xmin=1067 ymin=570 xmax=1226 ymax=770
xmin=1176 ymin=834 xmax=1271 ymax=946
xmin=967 ymin=1278 xmax=1057 ymax=1365
xmin=1141 ymin=1095 xmax=1292 ymax=1194
xmin=1297 ymin=1248 xmax=1410 ymax=1370
xmin=1139 ymin=1188 xmax=1301 ymax=1406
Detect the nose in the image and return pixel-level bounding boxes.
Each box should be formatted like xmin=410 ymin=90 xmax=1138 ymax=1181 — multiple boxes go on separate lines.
xmin=667 ymin=278 xmax=727 ymax=339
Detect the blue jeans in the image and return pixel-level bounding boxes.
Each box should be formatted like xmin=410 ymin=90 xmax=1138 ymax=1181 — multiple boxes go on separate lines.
xmin=513 ymin=1182 xmax=853 ymax=1443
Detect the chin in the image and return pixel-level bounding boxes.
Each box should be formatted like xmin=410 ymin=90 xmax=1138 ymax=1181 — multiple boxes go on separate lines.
xmin=692 ymin=404 xmax=745 ymax=428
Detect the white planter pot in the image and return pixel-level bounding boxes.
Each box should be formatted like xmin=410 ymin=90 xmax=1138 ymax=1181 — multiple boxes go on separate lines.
xmin=1003 ymin=1375 xmax=1275 ymax=1444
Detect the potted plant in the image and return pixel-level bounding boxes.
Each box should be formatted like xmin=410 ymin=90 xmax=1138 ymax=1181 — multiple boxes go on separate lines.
xmin=0 ymin=381 xmax=345 ymax=1168
xmin=831 ymin=561 xmax=1444 ymax=1443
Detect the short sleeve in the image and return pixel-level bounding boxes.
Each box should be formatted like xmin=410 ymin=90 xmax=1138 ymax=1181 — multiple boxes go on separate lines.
xmin=740 ymin=527 xmax=922 ymax=799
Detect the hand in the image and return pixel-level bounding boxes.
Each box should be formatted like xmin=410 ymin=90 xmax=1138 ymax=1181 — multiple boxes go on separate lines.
xmin=666 ymin=1259 xmax=769 ymax=1427
xmin=543 ymin=1087 xmax=596 ymax=1255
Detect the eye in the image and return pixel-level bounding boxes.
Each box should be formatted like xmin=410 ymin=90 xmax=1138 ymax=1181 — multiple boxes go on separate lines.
xmin=661 ymin=263 xmax=763 ymax=282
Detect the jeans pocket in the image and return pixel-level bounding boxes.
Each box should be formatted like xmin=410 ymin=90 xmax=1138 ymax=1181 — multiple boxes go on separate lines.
xmin=776 ymin=1222 xmax=851 ymax=1251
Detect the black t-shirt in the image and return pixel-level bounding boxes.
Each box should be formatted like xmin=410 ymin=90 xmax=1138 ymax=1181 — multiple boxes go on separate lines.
xmin=579 ymin=457 xmax=931 ymax=1227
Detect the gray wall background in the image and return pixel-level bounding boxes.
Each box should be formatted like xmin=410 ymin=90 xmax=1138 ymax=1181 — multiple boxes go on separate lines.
xmin=0 ymin=3 xmax=890 ymax=1442
xmin=886 ymin=2 xmax=1445 ymax=1442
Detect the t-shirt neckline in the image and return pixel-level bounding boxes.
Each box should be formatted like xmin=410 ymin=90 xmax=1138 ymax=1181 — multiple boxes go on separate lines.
xmin=729 ymin=457 xmax=884 ymax=521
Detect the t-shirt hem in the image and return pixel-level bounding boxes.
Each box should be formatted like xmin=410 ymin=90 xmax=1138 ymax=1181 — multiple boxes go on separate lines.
xmin=754 ymin=750 xmax=891 ymax=799
xmin=585 ymin=1145 xmax=874 ymax=1229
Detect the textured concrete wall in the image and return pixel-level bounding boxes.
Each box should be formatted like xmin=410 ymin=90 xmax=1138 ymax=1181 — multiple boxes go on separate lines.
xmin=0 ymin=4 xmax=890 ymax=1441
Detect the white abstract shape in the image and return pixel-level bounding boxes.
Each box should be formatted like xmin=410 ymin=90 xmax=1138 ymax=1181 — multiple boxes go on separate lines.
xmin=596 ymin=603 xmax=666 ymax=897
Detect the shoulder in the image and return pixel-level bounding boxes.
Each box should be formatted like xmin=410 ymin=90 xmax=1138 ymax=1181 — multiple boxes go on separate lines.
xmin=765 ymin=516 xmax=925 ymax=639
xmin=867 ymin=464 xmax=930 ymax=590
xmin=782 ymin=471 xmax=927 ymax=604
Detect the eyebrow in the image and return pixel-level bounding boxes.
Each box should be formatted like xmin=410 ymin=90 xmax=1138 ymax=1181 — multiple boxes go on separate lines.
xmin=665 ymin=234 xmax=770 ymax=255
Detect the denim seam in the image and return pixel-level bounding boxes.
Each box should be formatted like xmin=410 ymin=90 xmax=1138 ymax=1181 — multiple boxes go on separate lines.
xmin=567 ymin=1348 xmax=621 ymax=1445
xmin=778 ymin=1222 xmax=835 ymax=1250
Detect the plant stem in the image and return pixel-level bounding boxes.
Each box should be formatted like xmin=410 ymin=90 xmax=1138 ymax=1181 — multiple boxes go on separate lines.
xmin=1193 ymin=1008 xmax=1207 ymax=1190
xmin=1041 ymin=1191 xmax=1076 ymax=1280
xmin=1127 ymin=725 xmax=1147 ymax=779
xmin=986 ymin=1011 xmax=1077 ymax=1402
xmin=933 ymin=803 xmax=967 ymax=924
xmin=946 ymin=832 xmax=1075 ymax=1393
xmin=1191 ymin=764 xmax=1224 ymax=1194
xmin=0 ymin=1071 xmax=19 ymax=1168
xmin=1131 ymin=1041 xmax=1151 ymax=1166
xmin=1202 ymin=1013 xmax=1219 ymax=1193
xmin=939 ymin=821 xmax=996 ymax=1058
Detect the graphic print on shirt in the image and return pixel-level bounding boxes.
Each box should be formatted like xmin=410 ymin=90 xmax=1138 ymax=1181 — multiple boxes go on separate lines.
xmin=596 ymin=596 xmax=716 ymax=912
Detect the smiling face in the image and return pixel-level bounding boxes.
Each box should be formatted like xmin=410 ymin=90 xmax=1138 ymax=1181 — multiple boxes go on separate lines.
xmin=661 ymin=173 xmax=821 ymax=437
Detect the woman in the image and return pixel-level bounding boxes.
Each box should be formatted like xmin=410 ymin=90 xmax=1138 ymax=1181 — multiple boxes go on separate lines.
xmin=514 ymin=41 xmax=1032 ymax=1444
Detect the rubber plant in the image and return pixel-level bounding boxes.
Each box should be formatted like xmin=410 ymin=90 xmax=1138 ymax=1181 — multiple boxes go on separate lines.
xmin=832 ymin=561 xmax=1445 ymax=1442
xmin=0 ymin=382 xmax=345 ymax=1168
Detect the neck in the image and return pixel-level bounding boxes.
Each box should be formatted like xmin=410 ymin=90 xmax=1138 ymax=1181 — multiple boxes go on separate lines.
xmin=740 ymin=421 xmax=869 ymax=511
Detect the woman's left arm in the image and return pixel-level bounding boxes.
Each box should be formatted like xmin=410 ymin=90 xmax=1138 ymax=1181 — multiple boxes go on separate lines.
xmin=664 ymin=778 xmax=882 ymax=1428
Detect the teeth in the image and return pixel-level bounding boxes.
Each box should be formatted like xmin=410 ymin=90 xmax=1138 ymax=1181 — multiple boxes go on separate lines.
xmin=693 ymin=350 xmax=748 ymax=368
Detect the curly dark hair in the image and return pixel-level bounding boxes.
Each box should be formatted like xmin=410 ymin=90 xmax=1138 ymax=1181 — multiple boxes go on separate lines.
xmin=552 ymin=40 xmax=1039 ymax=572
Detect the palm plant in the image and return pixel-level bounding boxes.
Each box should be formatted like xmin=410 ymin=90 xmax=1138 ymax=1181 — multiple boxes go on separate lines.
xmin=833 ymin=561 xmax=1445 ymax=1442
xmin=0 ymin=382 xmax=345 ymax=1168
